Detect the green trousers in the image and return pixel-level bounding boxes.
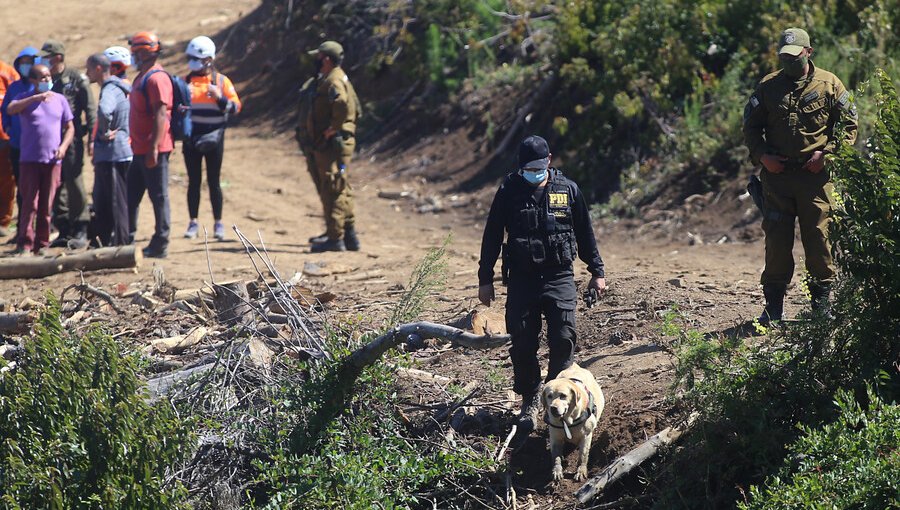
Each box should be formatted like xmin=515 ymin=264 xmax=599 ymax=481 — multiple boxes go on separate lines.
xmin=311 ymin=137 xmax=355 ymax=240
xmin=760 ymin=167 xmax=836 ymax=287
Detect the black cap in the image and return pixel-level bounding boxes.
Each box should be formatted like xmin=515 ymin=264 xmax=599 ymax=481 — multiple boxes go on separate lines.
xmin=518 ymin=135 xmax=550 ymax=169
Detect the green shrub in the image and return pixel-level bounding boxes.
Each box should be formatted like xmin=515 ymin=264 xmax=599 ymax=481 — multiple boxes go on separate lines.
xmin=740 ymin=386 xmax=900 ymax=510
xmin=0 ymin=301 xmax=191 ymax=509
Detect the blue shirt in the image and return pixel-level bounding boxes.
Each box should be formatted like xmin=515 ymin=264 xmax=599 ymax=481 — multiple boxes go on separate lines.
xmin=1 ymin=79 xmax=33 ymax=149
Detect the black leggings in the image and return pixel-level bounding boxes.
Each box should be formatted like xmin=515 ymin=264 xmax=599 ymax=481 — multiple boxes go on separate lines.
xmin=184 ymin=137 xmax=224 ymax=220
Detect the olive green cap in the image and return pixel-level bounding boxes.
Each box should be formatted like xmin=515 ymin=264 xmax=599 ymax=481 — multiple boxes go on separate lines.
xmin=308 ymin=41 xmax=343 ymax=60
xmin=778 ymin=28 xmax=810 ymax=56
xmin=41 ymin=39 xmax=66 ymax=57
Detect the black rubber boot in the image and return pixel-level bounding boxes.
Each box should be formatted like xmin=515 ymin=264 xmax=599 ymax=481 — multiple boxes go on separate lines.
xmin=311 ymin=238 xmax=346 ymax=253
xmin=49 ymin=224 xmax=70 ymax=248
xmin=344 ymin=225 xmax=360 ymax=251
xmin=808 ymin=281 xmax=833 ymax=318
xmin=758 ymin=284 xmax=786 ymax=325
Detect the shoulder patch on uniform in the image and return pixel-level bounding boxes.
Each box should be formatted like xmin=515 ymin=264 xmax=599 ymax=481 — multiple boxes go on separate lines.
xmin=750 ymin=95 xmax=759 ymax=108
xmin=838 ymin=90 xmax=850 ymax=106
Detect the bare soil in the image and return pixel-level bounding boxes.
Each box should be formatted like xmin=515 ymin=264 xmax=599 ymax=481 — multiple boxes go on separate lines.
xmin=1 ymin=2 xmax=819 ymax=507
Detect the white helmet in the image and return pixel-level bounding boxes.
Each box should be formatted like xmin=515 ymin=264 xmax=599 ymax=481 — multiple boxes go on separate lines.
xmin=186 ymin=36 xmax=216 ymax=59
xmin=103 ymin=45 xmax=132 ymax=67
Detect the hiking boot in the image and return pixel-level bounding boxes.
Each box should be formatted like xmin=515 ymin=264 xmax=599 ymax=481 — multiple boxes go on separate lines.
xmin=214 ymin=221 xmax=225 ymax=241
xmin=515 ymin=389 xmax=542 ymax=436
xmin=67 ymin=224 xmax=88 ymax=250
xmin=308 ymin=232 xmax=329 ymax=244
xmin=344 ymin=225 xmax=360 ymax=251
xmin=142 ymin=245 xmax=168 ymax=259
xmin=49 ymin=235 xmax=70 ymax=248
xmin=758 ymin=284 xmax=786 ymax=325
xmin=310 ymin=238 xmax=346 ymax=253
xmin=184 ymin=220 xmax=199 ymax=239
xmin=809 ymin=281 xmax=833 ymax=318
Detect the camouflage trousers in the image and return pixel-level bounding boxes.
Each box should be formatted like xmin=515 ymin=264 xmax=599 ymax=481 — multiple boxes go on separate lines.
xmin=760 ymin=166 xmax=836 ymax=287
xmin=311 ymin=138 xmax=355 ymax=240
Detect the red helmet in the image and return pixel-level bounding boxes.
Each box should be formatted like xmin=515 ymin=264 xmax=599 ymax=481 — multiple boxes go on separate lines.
xmin=129 ymin=31 xmax=160 ymax=53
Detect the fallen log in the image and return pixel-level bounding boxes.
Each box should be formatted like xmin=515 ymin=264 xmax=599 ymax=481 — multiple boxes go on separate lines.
xmin=0 ymin=246 xmax=140 ymax=279
xmin=575 ymin=413 xmax=698 ymax=504
xmin=145 ymin=362 xmax=215 ymax=401
xmin=0 ymin=312 xmax=35 ymax=334
xmin=395 ymin=366 xmax=451 ymax=385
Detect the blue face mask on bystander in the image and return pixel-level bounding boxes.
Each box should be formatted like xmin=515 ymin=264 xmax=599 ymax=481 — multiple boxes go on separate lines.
xmin=18 ymin=64 xmax=32 ymax=78
xmin=37 ymin=81 xmax=52 ymax=93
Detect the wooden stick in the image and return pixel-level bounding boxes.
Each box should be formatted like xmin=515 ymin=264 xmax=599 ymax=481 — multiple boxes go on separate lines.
xmin=496 ymin=424 xmax=518 ymax=462
xmin=0 ymin=246 xmax=140 ymax=279
xmin=575 ymin=413 xmax=698 ymax=504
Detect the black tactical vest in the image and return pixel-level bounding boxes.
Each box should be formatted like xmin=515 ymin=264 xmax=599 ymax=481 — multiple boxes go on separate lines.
xmin=506 ymin=169 xmax=577 ymax=272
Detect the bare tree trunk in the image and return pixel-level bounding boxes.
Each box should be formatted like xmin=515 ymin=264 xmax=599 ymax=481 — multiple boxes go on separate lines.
xmin=213 ymin=280 xmax=250 ymax=326
xmin=0 ymin=246 xmax=140 ymax=279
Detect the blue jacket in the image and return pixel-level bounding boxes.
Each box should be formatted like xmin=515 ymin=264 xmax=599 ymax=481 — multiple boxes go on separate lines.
xmin=93 ymin=77 xmax=133 ymax=162
xmin=1 ymin=46 xmax=41 ymax=149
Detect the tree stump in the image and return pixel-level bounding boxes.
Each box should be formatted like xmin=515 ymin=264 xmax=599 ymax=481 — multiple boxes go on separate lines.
xmin=213 ymin=280 xmax=250 ymax=326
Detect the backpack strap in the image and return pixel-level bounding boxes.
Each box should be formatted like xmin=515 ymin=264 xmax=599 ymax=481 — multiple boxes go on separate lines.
xmin=139 ymin=69 xmax=164 ymax=113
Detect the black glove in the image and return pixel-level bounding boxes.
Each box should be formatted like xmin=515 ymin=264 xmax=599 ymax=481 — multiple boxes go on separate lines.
xmin=583 ymin=288 xmax=599 ymax=309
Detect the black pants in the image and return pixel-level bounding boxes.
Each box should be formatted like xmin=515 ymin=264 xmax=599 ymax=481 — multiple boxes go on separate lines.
xmin=505 ymin=273 xmax=577 ymax=395
xmin=92 ymin=161 xmax=130 ymax=246
xmin=52 ymin=138 xmax=90 ymax=235
xmin=127 ymin=152 xmax=171 ymax=250
xmin=184 ymin=138 xmax=224 ymax=220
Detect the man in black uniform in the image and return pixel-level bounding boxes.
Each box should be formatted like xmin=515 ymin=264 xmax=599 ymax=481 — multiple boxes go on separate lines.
xmin=478 ymin=135 xmax=607 ymax=434
xmin=42 ymin=40 xmax=96 ymax=249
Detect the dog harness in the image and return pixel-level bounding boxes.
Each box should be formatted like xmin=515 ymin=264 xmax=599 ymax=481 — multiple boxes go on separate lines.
xmin=544 ymin=378 xmax=599 ymax=433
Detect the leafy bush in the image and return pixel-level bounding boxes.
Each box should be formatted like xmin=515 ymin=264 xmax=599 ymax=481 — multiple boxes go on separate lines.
xmin=249 ymin=242 xmax=496 ymax=508
xmin=653 ymin=71 xmax=900 ymax=508
xmin=740 ymin=386 xmax=900 ymax=510
xmin=0 ymin=301 xmax=191 ymax=509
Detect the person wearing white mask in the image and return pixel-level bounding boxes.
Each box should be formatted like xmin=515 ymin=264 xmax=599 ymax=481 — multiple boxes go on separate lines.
xmin=181 ymin=35 xmax=241 ymax=241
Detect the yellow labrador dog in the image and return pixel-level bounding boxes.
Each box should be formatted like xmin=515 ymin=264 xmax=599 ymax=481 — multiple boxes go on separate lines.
xmin=542 ymin=363 xmax=605 ymax=481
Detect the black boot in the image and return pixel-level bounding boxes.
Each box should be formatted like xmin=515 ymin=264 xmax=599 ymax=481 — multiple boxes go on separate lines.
xmin=308 ymin=232 xmax=328 ymax=244
xmin=808 ymin=281 xmax=833 ymax=318
xmin=344 ymin=225 xmax=360 ymax=251
xmin=515 ymin=389 xmax=541 ymax=435
xmin=49 ymin=223 xmax=70 ymax=248
xmin=311 ymin=238 xmax=346 ymax=253
xmin=66 ymin=222 xmax=89 ymax=250
xmin=758 ymin=284 xmax=786 ymax=325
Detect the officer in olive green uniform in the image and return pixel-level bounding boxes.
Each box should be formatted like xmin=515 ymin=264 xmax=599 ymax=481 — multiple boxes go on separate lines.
xmin=306 ymin=41 xmax=361 ymax=253
xmin=41 ymin=40 xmax=96 ymax=248
xmin=742 ymin=28 xmax=858 ymax=323
xmin=294 ymin=76 xmax=328 ymax=244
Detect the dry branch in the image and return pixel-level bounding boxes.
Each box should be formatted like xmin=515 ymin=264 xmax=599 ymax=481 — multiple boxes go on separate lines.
xmin=575 ymin=414 xmax=698 ymax=503
xmin=150 ymin=326 xmax=209 ymax=354
xmin=0 ymin=246 xmax=140 ymax=279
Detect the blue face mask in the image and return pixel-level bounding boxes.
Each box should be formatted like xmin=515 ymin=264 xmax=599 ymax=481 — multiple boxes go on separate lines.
xmin=37 ymin=81 xmax=52 ymax=93
xmin=17 ymin=64 xmax=32 ymax=78
xmin=521 ymin=168 xmax=548 ymax=185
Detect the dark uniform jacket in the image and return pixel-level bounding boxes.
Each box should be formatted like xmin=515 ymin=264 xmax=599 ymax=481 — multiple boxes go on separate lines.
xmin=478 ymin=169 xmax=604 ymax=296
xmin=743 ymin=61 xmax=858 ymax=165
xmin=51 ymin=66 xmax=96 ymax=141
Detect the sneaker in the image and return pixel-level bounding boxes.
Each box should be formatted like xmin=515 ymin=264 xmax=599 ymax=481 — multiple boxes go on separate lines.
xmin=142 ymin=245 xmax=168 ymax=259
xmin=310 ymin=238 xmax=346 ymax=253
xmin=214 ymin=221 xmax=225 ymax=241
xmin=184 ymin=220 xmax=199 ymax=239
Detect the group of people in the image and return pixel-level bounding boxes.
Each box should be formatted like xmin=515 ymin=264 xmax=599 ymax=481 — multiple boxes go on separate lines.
xmin=0 ymin=32 xmax=241 ymax=258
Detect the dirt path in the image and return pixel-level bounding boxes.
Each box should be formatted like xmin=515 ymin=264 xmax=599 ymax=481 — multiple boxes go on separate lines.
xmin=1 ymin=2 xmax=819 ymax=505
